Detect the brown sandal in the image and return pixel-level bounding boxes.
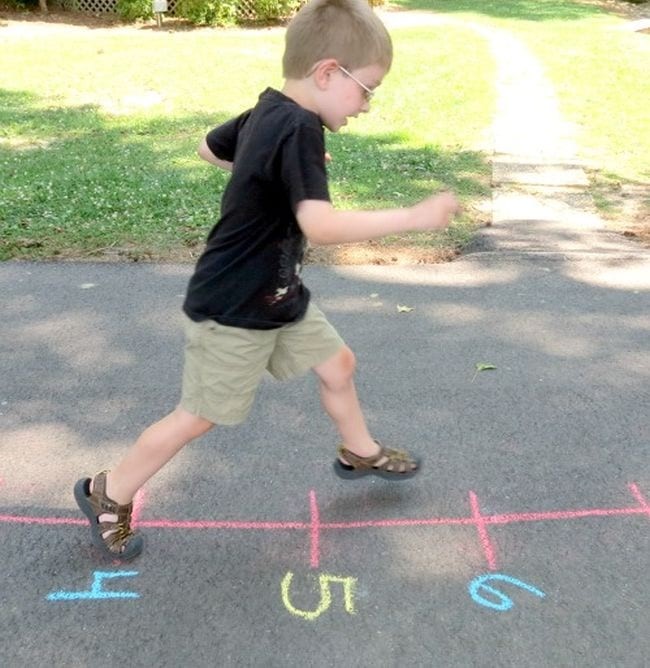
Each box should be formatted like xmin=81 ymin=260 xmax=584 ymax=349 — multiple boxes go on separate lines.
xmin=333 ymin=441 xmax=420 ymax=480
xmin=73 ymin=471 xmax=144 ymax=561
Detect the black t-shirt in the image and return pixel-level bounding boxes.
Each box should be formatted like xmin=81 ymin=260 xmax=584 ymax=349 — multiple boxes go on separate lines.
xmin=183 ymin=88 xmax=330 ymax=330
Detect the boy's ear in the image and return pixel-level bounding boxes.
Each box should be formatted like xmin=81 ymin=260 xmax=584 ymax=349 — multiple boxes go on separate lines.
xmin=311 ymin=59 xmax=339 ymax=91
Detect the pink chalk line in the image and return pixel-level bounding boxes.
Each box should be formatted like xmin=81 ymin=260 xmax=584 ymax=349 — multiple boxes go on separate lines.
xmin=1 ymin=483 xmax=648 ymax=570
xmin=469 ymin=491 xmax=497 ymax=571
xmin=310 ymin=490 xmax=320 ymax=569
xmin=0 ymin=515 xmax=86 ymax=526
xmin=131 ymin=488 xmax=146 ymax=526
xmin=628 ymin=482 xmax=650 ymax=517
xmin=140 ymin=519 xmax=308 ymax=530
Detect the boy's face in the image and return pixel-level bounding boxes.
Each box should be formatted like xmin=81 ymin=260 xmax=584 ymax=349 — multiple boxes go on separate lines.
xmin=317 ymin=62 xmax=387 ymax=132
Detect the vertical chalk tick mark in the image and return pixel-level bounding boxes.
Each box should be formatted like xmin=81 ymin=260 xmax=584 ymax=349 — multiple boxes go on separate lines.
xmin=131 ymin=487 xmax=146 ymax=526
xmin=469 ymin=491 xmax=497 ymax=571
xmin=309 ymin=490 xmax=320 ymax=569
xmin=628 ymin=482 xmax=650 ymax=518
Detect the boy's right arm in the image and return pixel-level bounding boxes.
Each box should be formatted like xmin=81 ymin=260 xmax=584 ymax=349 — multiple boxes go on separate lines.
xmin=198 ymin=137 xmax=233 ymax=172
xmin=295 ymin=192 xmax=459 ymax=246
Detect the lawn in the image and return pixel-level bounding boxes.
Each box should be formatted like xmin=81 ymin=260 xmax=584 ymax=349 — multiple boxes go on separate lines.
xmin=1 ymin=0 xmax=648 ymax=262
xmin=0 ymin=18 xmax=494 ymax=261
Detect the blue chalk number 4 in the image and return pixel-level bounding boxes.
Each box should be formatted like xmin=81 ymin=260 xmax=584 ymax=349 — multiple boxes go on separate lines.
xmin=47 ymin=570 xmax=140 ymax=601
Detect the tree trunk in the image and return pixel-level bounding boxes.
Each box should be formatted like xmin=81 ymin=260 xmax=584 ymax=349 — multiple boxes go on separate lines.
xmin=39 ymin=0 xmax=48 ymax=12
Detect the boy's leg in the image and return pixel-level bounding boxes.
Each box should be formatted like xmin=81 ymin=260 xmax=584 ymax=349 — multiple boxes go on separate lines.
xmin=313 ymin=345 xmax=418 ymax=476
xmin=272 ymin=305 xmax=418 ymax=477
xmin=100 ymin=406 xmax=214 ymax=504
xmin=312 ymin=345 xmax=380 ymax=460
xmin=77 ymin=406 xmax=213 ymax=559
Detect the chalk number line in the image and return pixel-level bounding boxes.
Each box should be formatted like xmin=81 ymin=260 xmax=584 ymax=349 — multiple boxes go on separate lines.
xmin=1 ymin=483 xmax=648 ymax=572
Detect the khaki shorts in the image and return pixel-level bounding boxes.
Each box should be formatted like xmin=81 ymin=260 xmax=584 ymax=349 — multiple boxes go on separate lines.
xmin=179 ymin=303 xmax=345 ymax=425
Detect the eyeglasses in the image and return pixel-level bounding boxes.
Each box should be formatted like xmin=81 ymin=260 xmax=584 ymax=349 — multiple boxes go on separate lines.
xmin=337 ymin=65 xmax=374 ymax=102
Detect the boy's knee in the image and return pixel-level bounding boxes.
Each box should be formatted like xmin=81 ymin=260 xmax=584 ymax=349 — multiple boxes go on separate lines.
xmin=319 ymin=345 xmax=357 ymax=390
xmin=337 ymin=345 xmax=357 ymax=377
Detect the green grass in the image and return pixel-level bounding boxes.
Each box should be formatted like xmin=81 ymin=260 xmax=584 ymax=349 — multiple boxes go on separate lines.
xmin=4 ymin=0 xmax=646 ymax=262
xmin=392 ymin=0 xmax=650 ymax=184
xmin=0 ymin=23 xmax=494 ymax=260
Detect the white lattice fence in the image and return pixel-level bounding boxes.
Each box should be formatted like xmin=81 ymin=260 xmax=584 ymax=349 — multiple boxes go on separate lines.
xmin=74 ymin=0 xmax=119 ymax=13
xmin=73 ymin=0 xmax=264 ymax=19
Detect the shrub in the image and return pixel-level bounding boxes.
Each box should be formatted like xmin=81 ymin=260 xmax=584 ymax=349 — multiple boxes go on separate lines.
xmin=175 ymin=0 xmax=239 ymax=25
xmin=249 ymin=0 xmax=301 ymax=22
xmin=116 ymin=0 xmax=153 ymax=20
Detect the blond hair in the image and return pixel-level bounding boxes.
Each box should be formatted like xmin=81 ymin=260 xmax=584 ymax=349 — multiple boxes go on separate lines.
xmin=282 ymin=0 xmax=393 ymax=79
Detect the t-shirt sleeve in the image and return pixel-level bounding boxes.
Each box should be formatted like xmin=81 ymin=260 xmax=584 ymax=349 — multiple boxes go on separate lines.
xmin=280 ymin=121 xmax=331 ymax=211
xmin=205 ymin=110 xmax=252 ymax=162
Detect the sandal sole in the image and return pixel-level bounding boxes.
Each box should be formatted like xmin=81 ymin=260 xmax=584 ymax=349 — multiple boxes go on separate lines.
xmin=73 ymin=477 xmax=144 ymax=561
xmin=333 ymin=460 xmax=420 ymax=481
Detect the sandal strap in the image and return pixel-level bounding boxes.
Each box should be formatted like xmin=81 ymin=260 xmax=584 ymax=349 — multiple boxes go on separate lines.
xmin=102 ymin=522 xmax=135 ymax=551
xmin=90 ymin=471 xmax=133 ymax=514
xmin=89 ymin=471 xmax=136 ymax=553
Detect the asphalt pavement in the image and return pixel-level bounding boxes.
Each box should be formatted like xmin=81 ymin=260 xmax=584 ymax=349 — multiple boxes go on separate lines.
xmin=1 ymin=241 xmax=649 ymax=666
xmin=3 ymin=8 xmax=650 ymax=664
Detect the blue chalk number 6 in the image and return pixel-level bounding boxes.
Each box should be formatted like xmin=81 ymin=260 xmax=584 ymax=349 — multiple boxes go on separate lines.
xmin=468 ymin=573 xmax=545 ymax=611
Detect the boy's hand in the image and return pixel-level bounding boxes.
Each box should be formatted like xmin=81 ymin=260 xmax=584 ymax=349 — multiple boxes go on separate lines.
xmin=411 ymin=192 xmax=459 ymax=231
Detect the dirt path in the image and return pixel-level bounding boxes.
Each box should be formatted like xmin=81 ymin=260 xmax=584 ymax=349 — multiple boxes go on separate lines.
xmin=380 ymin=9 xmax=648 ymax=257
xmin=381 ymin=6 xmax=650 ymax=255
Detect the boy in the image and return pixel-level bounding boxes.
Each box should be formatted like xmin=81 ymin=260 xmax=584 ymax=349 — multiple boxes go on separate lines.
xmin=74 ymin=0 xmax=459 ymax=561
